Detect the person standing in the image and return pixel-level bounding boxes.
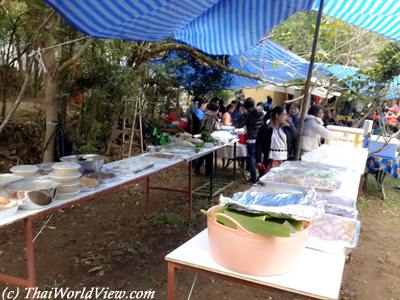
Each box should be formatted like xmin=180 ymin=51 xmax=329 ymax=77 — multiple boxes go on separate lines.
xmin=231 ymin=100 xmax=244 ymax=125
xmin=221 ymin=104 xmax=234 ymax=126
xmin=202 ymin=102 xmax=221 ymax=132
xmin=194 ymin=102 xmax=220 ymax=175
xmin=301 ymin=104 xmax=333 ymax=155
xmin=288 ymin=103 xmax=301 ymax=130
xmin=235 ymin=97 xmax=264 ymax=185
xmin=218 ymin=99 xmax=226 ymax=115
xmin=192 ymin=98 xmax=208 ymax=135
xmin=263 ymin=96 xmax=273 ymax=111
xmin=256 ymin=106 xmax=297 ymax=175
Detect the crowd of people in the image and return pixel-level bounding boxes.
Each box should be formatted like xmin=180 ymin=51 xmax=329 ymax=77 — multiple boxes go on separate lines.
xmin=187 ymin=96 xmax=332 ymax=185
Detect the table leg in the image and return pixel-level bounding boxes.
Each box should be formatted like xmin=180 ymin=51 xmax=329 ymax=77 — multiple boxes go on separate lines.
xmin=233 ymin=142 xmax=237 ymax=180
xmin=214 ymin=150 xmax=218 ymax=174
xmin=379 ymin=171 xmax=387 ymax=199
xmin=188 ymin=161 xmax=193 ymax=221
xmin=145 ymin=177 xmax=150 ymax=217
xmin=209 ymin=152 xmax=214 ymax=204
xmin=26 ymin=218 xmax=36 ymax=300
xmin=167 ymin=262 xmax=176 ymax=300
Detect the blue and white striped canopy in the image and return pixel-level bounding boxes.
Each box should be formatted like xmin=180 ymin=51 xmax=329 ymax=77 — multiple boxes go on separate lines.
xmin=45 ymin=0 xmax=314 ymax=55
xmin=313 ymin=0 xmax=400 ymax=42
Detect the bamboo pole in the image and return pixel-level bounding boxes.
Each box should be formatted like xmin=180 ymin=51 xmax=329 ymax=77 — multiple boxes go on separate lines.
xmin=295 ymin=0 xmax=325 ymax=160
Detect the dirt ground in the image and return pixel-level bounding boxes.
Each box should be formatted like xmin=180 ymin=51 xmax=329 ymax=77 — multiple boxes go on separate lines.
xmin=0 ymin=164 xmax=399 ymax=300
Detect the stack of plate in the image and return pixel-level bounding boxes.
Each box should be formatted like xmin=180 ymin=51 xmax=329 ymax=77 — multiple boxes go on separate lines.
xmin=49 ymin=162 xmax=81 ymax=200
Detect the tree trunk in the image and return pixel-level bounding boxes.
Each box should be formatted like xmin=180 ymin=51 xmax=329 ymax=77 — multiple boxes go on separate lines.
xmin=1 ymin=69 xmax=6 ymax=120
xmin=42 ymin=74 xmax=59 ymax=162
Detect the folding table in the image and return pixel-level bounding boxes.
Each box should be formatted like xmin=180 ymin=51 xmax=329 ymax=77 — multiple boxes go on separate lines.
xmin=166 ymin=230 xmax=346 ymax=300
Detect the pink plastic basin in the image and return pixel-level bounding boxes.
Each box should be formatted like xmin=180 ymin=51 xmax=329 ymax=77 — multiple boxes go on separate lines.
xmin=207 ymin=205 xmax=310 ymax=276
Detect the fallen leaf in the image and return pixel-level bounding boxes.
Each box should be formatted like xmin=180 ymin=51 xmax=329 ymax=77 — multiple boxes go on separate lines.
xmin=97 ymin=270 xmax=105 ymax=277
xmin=88 ymin=266 xmax=103 ymax=273
xmin=0 ymin=250 xmax=4 ymax=255
xmin=47 ymin=226 xmax=56 ymax=230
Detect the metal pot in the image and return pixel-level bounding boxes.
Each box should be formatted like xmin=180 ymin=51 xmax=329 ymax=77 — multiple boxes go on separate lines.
xmin=18 ymin=191 xmax=53 ymax=210
xmin=60 ymin=154 xmax=105 ymax=174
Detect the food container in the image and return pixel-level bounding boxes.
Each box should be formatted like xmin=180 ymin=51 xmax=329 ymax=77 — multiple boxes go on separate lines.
xmin=17 ymin=190 xmax=53 ymax=210
xmin=207 ymin=205 xmax=310 ymax=276
xmin=55 ymin=191 xmax=80 ymax=201
xmin=52 ymin=162 xmax=81 ymax=176
xmin=80 ymin=175 xmax=100 ymax=191
xmin=57 ymin=182 xmax=80 ymax=193
xmin=60 ymin=154 xmax=105 ymax=174
xmin=49 ymin=172 xmax=81 ymax=183
xmin=10 ymin=165 xmax=38 ymax=177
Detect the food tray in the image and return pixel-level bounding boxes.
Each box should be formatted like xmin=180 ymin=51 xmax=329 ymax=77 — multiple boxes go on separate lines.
xmin=280 ymin=160 xmax=347 ymax=174
xmin=306 ymin=213 xmax=361 ymax=254
xmin=259 ymin=174 xmax=342 ymax=192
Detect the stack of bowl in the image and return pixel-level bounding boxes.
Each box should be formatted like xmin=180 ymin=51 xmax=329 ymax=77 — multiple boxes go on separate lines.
xmin=49 ymin=162 xmax=81 ymax=200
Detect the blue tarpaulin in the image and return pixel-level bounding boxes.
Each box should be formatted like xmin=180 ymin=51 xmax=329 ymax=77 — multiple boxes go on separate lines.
xmin=313 ymin=0 xmax=400 ymax=43
xmin=45 ymin=0 xmax=399 ymax=96
xmin=45 ymin=0 xmax=314 ymax=55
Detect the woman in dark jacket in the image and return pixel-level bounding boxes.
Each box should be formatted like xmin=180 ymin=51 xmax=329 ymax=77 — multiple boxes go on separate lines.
xmin=256 ymin=106 xmax=297 ymax=176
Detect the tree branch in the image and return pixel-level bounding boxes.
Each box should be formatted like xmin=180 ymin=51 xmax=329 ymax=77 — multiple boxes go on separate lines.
xmin=58 ymin=38 xmax=93 ymax=73
xmin=138 ymin=42 xmax=269 ymax=83
xmin=0 ymin=9 xmax=56 ymax=133
xmin=0 ymin=59 xmax=33 ymax=134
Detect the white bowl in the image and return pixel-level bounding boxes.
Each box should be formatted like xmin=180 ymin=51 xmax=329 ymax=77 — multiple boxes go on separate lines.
xmin=10 ymin=165 xmax=38 ymax=177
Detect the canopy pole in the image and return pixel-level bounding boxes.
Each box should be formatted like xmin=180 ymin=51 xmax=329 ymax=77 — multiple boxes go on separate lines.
xmin=295 ymin=0 xmax=325 ymax=160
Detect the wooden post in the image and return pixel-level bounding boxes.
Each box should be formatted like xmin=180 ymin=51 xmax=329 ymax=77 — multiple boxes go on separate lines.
xmin=128 ymin=98 xmax=139 ymax=157
xmin=295 ymin=0 xmax=325 ymax=160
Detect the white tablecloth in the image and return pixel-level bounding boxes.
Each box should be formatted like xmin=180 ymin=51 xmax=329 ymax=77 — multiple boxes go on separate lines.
xmin=217 ymin=143 xmax=248 ymax=159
